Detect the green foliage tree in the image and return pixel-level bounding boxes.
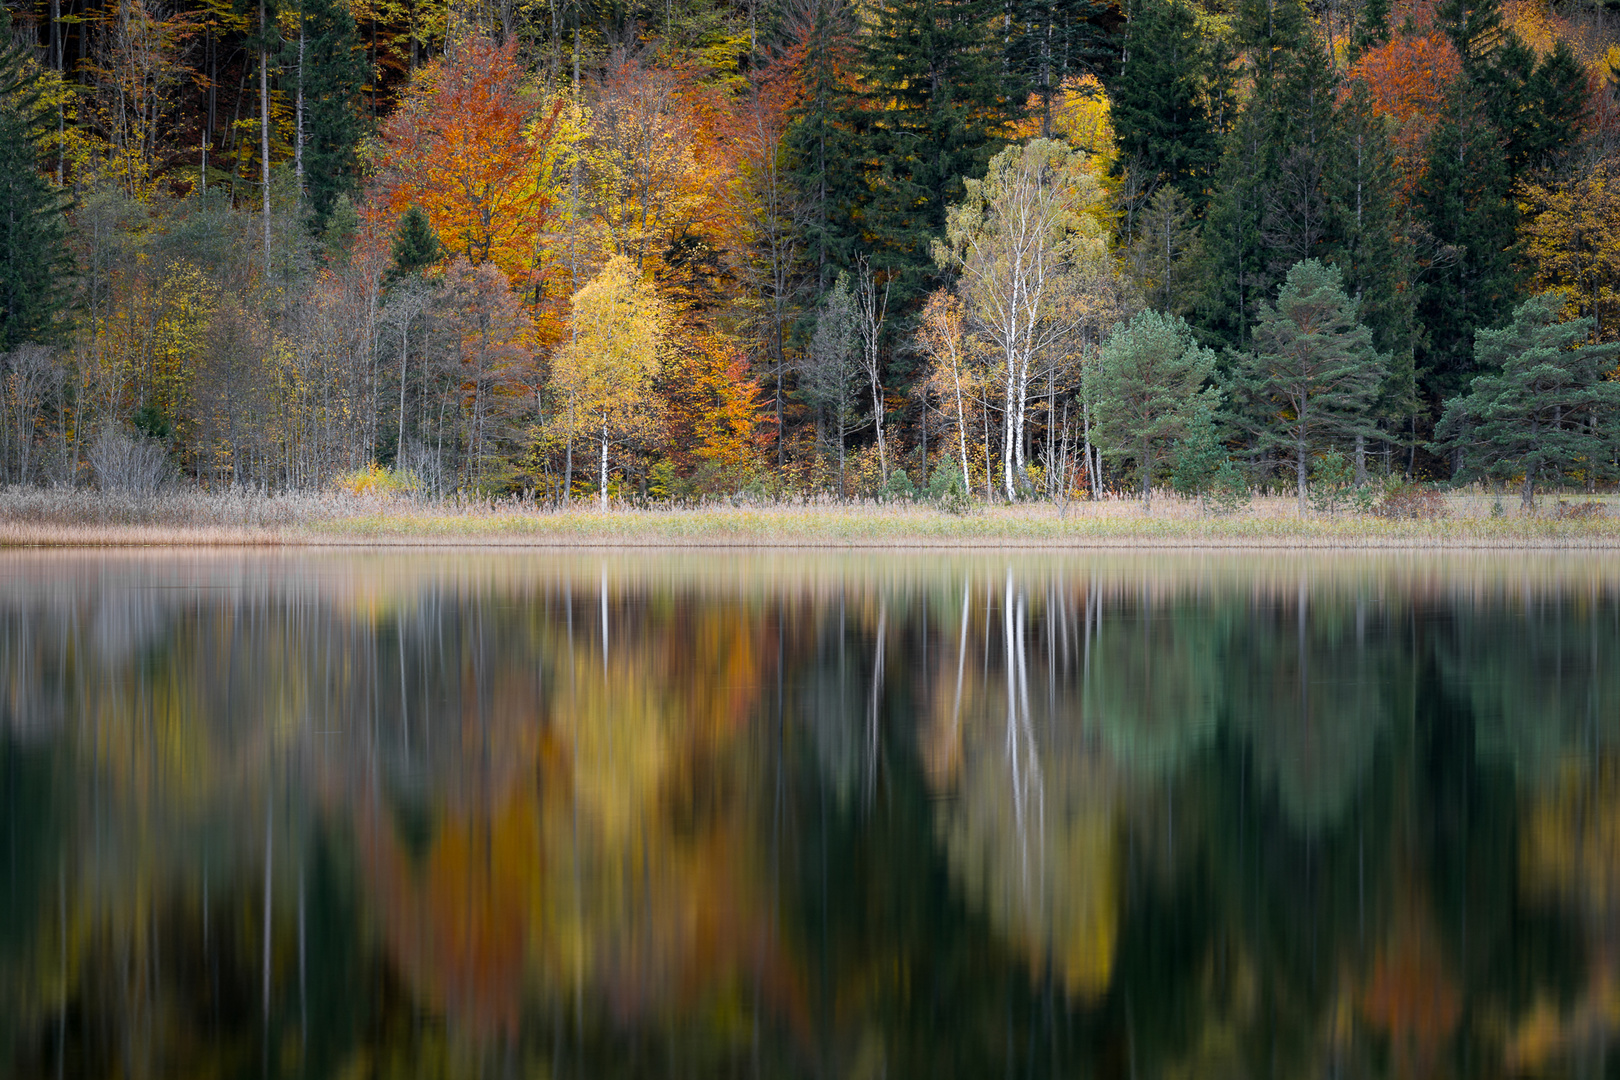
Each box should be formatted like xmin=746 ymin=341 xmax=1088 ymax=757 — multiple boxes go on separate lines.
xmin=1091 ymin=308 xmax=1219 ymax=512
xmin=389 ymin=205 xmax=443 ymax=281
xmin=783 ymin=0 xmax=864 ymax=293
xmin=1004 ymin=0 xmax=1115 ymax=138
xmin=293 ymin=0 xmax=370 ymax=230
xmin=1106 ymin=0 xmax=1218 ymax=207
xmin=0 ymin=8 xmax=71 ymax=349
xmin=1433 ymin=292 xmax=1620 ymax=510
xmin=856 ymin=0 xmax=1013 ymax=301
xmin=1226 ymin=259 xmax=1386 ymax=513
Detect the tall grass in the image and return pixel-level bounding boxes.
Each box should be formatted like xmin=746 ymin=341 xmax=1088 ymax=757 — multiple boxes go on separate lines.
xmin=2 ymin=486 xmax=1618 ymax=548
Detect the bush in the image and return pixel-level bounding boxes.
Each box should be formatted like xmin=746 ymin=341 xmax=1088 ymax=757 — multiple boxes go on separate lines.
xmin=1373 ymin=481 xmax=1446 ymax=520
xmin=89 ymin=428 xmax=168 ymax=497
xmin=1308 ymin=450 xmax=1355 ymax=515
xmin=927 ymin=463 xmax=971 ymax=514
xmin=335 ymin=462 xmax=419 ymax=498
xmin=881 ymin=467 xmax=917 ymax=503
xmin=1207 ymin=461 xmax=1251 ymax=516
xmin=1554 ymin=500 xmax=1605 ymax=520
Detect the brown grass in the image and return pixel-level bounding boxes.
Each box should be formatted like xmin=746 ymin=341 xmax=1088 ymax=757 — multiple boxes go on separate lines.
xmin=3 ymin=486 xmax=1618 ymax=548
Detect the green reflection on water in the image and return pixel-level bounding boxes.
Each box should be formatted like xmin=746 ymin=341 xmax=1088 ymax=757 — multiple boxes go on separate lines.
xmin=0 ymin=551 xmax=1616 ymax=1078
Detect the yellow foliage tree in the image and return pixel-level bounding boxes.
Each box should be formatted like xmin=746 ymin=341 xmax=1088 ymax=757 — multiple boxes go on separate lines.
xmin=549 ymin=255 xmax=668 ymax=505
xmin=1522 ymin=161 xmax=1620 ymax=341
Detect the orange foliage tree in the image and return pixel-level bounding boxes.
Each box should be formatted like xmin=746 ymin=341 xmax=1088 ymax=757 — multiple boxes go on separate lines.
xmin=663 ymin=330 xmax=771 ymax=489
xmin=373 ymin=36 xmax=565 ymax=316
xmin=1345 ymin=33 xmax=1463 ymax=193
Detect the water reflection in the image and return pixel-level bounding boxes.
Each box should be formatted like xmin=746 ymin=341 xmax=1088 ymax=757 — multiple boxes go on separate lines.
xmin=1 ymin=552 xmax=1618 ymax=1077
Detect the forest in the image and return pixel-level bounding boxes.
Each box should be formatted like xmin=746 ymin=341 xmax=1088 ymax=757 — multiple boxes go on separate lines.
xmin=1 ymin=0 xmax=1619 ymax=507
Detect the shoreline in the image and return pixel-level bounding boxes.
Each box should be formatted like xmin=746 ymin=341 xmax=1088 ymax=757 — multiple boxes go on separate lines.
xmin=4 ymin=492 xmax=1620 ymax=549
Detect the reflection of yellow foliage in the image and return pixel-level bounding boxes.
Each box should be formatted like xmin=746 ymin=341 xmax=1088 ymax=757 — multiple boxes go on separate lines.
xmin=934 ymin=673 xmax=1119 ymax=1001
xmin=1521 ymin=756 xmax=1620 ymax=914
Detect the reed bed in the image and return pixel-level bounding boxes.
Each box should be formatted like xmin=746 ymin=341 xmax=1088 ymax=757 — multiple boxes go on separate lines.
xmin=2 ymin=486 xmax=1618 ymax=548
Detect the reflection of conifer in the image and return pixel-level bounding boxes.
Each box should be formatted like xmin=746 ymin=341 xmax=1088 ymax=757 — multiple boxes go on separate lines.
xmin=389 ymin=206 xmax=442 ymax=281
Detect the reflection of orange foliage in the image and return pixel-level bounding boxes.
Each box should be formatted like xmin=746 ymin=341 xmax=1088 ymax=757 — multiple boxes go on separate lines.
xmin=1359 ymin=901 xmax=1461 ymax=1078
xmin=358 ymin=788 xmax=542 ymax=1037
xmin=1346 ymin=34 xmax=1463 ymax=193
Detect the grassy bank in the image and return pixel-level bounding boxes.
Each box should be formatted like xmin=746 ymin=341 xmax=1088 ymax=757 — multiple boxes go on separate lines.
xmin=4 ymin=487 xmax=1620 ymax=548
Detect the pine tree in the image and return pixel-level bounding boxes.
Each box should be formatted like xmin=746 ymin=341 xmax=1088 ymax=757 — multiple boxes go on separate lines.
xmin=293 ymin=0 xmax=369 ymax=229
xmin=1225 ymin=259 xmax=1387 ymax=512
xmin=0 ymin=8 xmax=71 ymax=349
xmin=1090 ymin=308 xmax=1220 ymax=511
xmin=1107 ymin=0 xmax=1219 ymax=208
xmin=1434 ymin=292 xmax=1620 ymax=508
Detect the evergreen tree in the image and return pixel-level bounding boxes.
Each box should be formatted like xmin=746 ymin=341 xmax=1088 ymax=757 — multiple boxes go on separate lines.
xmin=1225 ymin=259 xmax=1386 ymax=512
xmin=1412 ymin=84 xmax=1520 ymax=404
xmin=856 ymin=0 xmax=1013 ymax=301
xmin=1434 ymin=292 xmax=1620 ymax=508
xmin=294 ymin=0 xmax=369 ymax=229
xmin=1348 ymin=0 xmax=1391 ymax=62
xmin=783 ymin=0 xmax=864 ymax=294
xmin=1200 ymin=33 xmax=1334 ymax=346
xmin=389 ymin=206 xmax=443 ymax=282
xmin=1107 ymin=0 xmax=1218 ymax=207
xmin=1005 ymin=0 xmax=1116 ymax=138
xmin=1090 ymin=308 xmax=1220 ymax=511
xmin=0 ymin=8 xmax=71 ymax=349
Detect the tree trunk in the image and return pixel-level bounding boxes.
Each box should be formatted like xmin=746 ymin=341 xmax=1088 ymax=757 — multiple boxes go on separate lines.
xmin=599 ymin=424 xmax=608 ymax=508
xmin=259 ymin=19 xmax=271 ymax=269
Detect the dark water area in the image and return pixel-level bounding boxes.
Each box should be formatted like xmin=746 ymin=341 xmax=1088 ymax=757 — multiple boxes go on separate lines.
xmin=2 ymin=551 xmax=1618 ymax=1079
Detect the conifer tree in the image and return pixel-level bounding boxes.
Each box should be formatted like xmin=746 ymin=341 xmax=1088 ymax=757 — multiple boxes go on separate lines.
xmin=0 ymin=8 xmax=71 ymax=349
xmin=1090 ymin=308 xmax=1219 ymax=511
xmin=1004 ymin=0 xmax=1115 ymax=138
xmin=783 ymin=0 xmax=864 ymax=293
xmin=1434 ymin=292 xmax=1620 ymax=508
xmin=294 ymin=0 xmax=369 ymax=229
xmin=857 ymin=0 xmax=1012 ymax=300
xmin=1225 ymin=259 xmax=1386 ymax=512
xmin=1107 ymin=0 xmax=1218 ymax=208
xmin=389 ymin=206 xmax=443 ymax=282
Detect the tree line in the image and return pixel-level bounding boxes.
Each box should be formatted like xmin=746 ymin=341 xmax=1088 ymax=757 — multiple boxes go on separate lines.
xmin=1 ymin=0 xmax=1618 ymax=506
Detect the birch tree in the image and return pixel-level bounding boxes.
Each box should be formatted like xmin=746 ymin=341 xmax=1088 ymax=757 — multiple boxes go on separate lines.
xmin=935 ymin=138 xmax=1106 ymax=500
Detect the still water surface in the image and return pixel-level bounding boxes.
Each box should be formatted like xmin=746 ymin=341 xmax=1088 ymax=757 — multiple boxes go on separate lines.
xmin=2 ymin=551 xmax=1618 ymax=1078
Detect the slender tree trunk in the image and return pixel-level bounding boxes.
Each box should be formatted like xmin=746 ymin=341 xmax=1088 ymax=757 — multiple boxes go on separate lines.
xmin=599 ymin=423 xmax=608 ymax=508
xmin=294 ymin=14 xmax=305 ymax=195
xmin=259 ymin=12 xmax=271 ymax=269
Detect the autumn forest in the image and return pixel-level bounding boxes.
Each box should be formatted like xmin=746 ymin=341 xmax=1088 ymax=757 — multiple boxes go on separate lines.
xmin=2 ymin=0 xmax=1620 ymax=505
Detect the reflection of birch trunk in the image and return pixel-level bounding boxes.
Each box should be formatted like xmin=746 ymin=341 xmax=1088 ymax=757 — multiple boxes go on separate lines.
xmin=867 ymin=600 xmax=886 ymax=807
xmin=262 ymin=793 xmax=273 ymax=1032
xmin=1003 ymin=572 xmax=1044 ymax=906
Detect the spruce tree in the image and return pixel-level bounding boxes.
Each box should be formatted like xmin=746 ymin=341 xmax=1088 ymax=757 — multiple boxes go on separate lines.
xmin=389 ymin=206 xmax=443 ymax=282
xmin=856 ymin=0 xmax=1012 ymax=302
xmin=1433 ymin=292 xmax=1620 ymax=508
xmin=782 ymin=0 xmax=864 ymax=293
xmin=1412 ymin=84 xmax=1520 ymax=404
xmin=1005 ymin=0 xmax=1116 ymax=138
xmin=294 ymin=0 xmax=369 ymax=229
xmin=1225 ymin=259 xmax=1386 ymax=512
xmin=1107 ymin=0 xmax=1218 ymax=208
xmin=0 ymin=8 xmax=71 ymax=349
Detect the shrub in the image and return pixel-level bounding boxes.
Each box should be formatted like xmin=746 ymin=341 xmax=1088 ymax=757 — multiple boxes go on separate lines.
xmin=335 ymin=462 xmax=419 ymax=498
xmin=89 ymin=428 xmax=168 ymax=497
xmin=1373 ymin=481 xmax=1446 ymax=520
xmin=1554 ymin=500 xmax=1605 ymax=520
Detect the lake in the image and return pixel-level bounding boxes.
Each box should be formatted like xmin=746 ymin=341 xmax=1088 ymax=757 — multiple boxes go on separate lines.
xmin=1 ymin=550 xmax=1616 ymax=1078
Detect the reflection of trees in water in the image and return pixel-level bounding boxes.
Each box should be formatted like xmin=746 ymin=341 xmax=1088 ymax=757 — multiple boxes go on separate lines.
xmin=1 ymin=556 xmax=1619 ymax=1077
xmin=931 ymin=572 xmax=1119 ymax=1003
